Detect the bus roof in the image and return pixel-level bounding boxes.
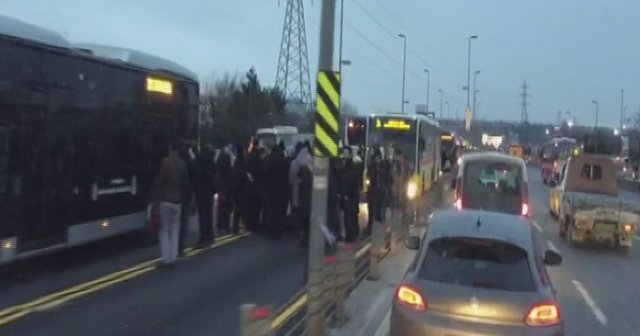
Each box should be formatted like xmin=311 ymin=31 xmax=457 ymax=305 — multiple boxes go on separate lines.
xmin=0 ymin=15 xmax=198 ymax=82
xmin=72 ymin=43 xmax=198 ymax=82
xmin=0 ymin=14 xmax=70 ymax=49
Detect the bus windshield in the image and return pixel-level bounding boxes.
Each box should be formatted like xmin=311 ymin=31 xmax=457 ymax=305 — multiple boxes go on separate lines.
xmin=369 ymin=118 xmax=417 ymax=164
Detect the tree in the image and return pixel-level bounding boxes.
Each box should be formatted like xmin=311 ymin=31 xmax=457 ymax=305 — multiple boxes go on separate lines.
xmin=200 ymin=68 xmax=296 ymax=147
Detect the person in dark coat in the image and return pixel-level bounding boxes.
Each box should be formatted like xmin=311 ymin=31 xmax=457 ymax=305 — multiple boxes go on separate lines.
xmin=245 ymin=139 xmax=264 ymax=232
xmin=263 ymin=143 xmax=290 ymax=238
xmin=215 ymin=144 xmax=234 ymax=235
xmin=327 ymin=157 xmax=343 ymax=241
xmin=178 ymin=143 xmax=195 ymax=256
xmin=231 ymin=146 xmax=249 ymax=235
xmin=340 ymin=147 xmax=361 ymax=242
xmin=193 ymin=145 xmax=216 ymax=247
xmin=367 ymin=147 xmax=386 ymax=235
xmin=297 ymin=153 xmax=313 ymax=248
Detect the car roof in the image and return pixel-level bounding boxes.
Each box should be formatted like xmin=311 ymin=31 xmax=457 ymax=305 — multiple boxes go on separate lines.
xmin=427 ymin=209 xmax=534 ymax=251
xmin=460 ymin=152 xmax=528 ymax=179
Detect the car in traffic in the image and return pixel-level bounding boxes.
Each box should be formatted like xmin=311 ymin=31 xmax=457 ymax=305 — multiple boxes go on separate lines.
xmin=390 ymin=209 xmax=564 ymax=336
xmin=550 ymin=154 xmax=639 ymax=252
xmin=454 ymin=152 xmax=530 ymax=216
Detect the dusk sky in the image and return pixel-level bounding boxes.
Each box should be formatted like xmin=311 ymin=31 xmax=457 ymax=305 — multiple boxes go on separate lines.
xmin=2 ymin=0 xmax=638 ymax=127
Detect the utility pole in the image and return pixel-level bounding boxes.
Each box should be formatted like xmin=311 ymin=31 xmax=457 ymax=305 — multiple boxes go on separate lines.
xmin=307 ymin=0 xmax=338 ymax=335
xmin=520 ymin=80 xmax=529 ymax=123
xmin=621 ymin=88 xmax=624 ymax=130
xmin=473 ymin=70 xmax=480 ymax=121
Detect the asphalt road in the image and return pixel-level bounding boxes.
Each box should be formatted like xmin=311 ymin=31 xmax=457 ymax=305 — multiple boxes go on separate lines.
xmin=0 ymin=233 xmax=307 ymax=336
xmin=528 ymin=166 xmax=640 ymax=336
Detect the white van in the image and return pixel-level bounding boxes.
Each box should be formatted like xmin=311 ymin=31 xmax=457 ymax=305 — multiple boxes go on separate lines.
xmin=255 ymin=126 xmax=298 ymax=152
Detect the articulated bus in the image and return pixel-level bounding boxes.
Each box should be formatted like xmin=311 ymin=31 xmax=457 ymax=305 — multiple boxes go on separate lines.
xmin=0 ymin=15 xmax=199 ymax=263
xmin=367 ymin=113 xmax=442 ymax=200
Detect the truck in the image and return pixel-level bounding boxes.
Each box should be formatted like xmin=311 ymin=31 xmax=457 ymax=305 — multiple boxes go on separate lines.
xmin=549 ymin=155 xmax=639 ymax=252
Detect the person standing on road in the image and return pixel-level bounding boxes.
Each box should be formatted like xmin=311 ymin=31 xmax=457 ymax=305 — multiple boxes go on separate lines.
xmin=153 ymin=142 xmax=189 ymax=265
xmin=177 ymin=143 xmax=196 ymax=256
xmin=263 ymin=143 xmax=290 ymax=238
xmin=297 ymin=148 xmax=313 ymax=249
xmin=246 ymin=139 xmax=265 ymax=232
xmin=291 ymin=143 xmax=313 ymax=245
xmin=215 ymin=144 xmax=234 ymax=235
xmin=231 ymin=146 xmax=249 ymax=235
xmin=341 ymin=147 xmax=361 ymax=242
xmin=193 ymin=145 xmax=216 ymax=248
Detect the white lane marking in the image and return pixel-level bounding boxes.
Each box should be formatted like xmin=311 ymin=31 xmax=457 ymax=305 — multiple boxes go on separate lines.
xmin=374 ymin=309 xmax=391 ymax=336
xmin=533 ymin=220 xmax=543 ymax=233
xmin=572 ymin=280 xmax=608 ymax=325
xmin=547 ymin=240 xmax=559 ymax=252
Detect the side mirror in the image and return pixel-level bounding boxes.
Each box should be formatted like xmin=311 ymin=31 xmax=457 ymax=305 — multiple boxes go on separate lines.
xmin=543 ymin=249 xmax=563 ymax=266
xmin=405 ymin=236 xmax=420 ymax=250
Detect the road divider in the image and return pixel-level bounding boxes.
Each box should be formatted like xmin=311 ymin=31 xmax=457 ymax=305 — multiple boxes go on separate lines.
xmin=572 ymin=280 xmax=608 ymax=325
xmin=0 ymin=232 xmax=247 ymax=327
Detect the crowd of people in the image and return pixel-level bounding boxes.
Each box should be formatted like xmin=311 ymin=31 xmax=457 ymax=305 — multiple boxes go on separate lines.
xmin=150 ymin=139 xmax=406 ymax=266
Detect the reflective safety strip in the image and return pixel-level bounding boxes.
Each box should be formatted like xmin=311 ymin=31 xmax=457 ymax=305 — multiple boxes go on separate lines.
xmin=313 ymin=70 xmax=341 ymax=157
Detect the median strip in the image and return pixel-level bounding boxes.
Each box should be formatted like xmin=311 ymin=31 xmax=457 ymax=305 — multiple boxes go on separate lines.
xmin=0 ymin=232 xmax=247 ymax=327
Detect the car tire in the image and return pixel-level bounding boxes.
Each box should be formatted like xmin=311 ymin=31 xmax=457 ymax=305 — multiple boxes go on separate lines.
xmin=558 ymin=219 xmax=566 ymax=238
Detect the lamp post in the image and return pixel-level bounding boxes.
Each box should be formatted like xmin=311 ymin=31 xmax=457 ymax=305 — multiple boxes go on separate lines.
xmin=438 ymin=88 xmax=443 ymax=119
xmin=424 ymin=69 xmax=430 ymax=114
xmin=398 ymin=33 xmax=407 ymax=113
xmin=445 ymin=101 xmax=450 ymax=120
xmin=466 ymin=35 xmax=478 ymax=117
xmin=592 ymin=100 xmax=599 ymax=128
xmin=473 ymin=70 xmax=480 ymax=120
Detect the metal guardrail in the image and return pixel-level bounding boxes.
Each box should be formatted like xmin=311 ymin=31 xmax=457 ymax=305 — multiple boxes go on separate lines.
xmin=246 ymin=175 xmax=453 ymax=336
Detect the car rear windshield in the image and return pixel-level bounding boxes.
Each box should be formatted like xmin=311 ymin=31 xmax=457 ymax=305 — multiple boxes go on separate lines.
xmin=462 ymin=160 xmax=523 ymax=215
xmin=418 ymin=237 xmax=535 ymax=292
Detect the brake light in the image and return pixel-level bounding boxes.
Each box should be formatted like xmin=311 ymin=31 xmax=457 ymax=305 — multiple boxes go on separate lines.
xmin=521 ymin=182 xmax=530 ymax=217
xmin=396 ymin=284 xmax=427 ymax=311
xmin=454 ymin=198 xmax=462 ymax=211
xmin=521 ymin=203 xmax=529 ymax=216
xmin=525 ymin=301 xmax=561 ymax=327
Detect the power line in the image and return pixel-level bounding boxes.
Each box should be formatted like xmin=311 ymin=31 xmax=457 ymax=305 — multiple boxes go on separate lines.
xmin=351 ymin=0 xmax=397 ymax=39
xmin=344 ymin=21 xmax=401 ymax=66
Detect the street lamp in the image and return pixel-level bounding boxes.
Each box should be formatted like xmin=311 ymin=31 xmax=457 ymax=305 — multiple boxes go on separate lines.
xmin=424 ymin=69 xmax=430 ymax=114
xmin=592 ymin=100 xmax=599 ymax=128
xmin=445 ymin=101 xmax=450 ymax=120
xmin=473 ymin=70 xmax=480 ymax=120
xmin=466 ymin=35 xmax=478 ymax=118
xmin=437 ymin=88 xmax=443 ymax=119
xmin=398 ymin=33 xmax=407 ymax=113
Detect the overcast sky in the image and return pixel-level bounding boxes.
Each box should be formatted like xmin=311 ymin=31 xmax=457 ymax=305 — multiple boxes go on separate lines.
xmin=2 ymin=0 xmax=639 ymax=127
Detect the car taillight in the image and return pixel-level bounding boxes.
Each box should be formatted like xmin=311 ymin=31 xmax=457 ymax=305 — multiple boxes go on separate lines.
xmin=521 ymin=203 xmax=529 ymax=216
xmin=396 ymin=284 xmax=427 ymax=311
xmin=454 ymin=177 xmax=462 ymax=210
xmin=525 ymin=301 xmax=561 ymax=327
xmin=521 ymin=182 xmax=530 ymax=217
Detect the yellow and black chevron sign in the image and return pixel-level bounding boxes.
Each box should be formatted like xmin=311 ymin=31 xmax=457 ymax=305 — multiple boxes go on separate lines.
xmin=313 ymin=70 xmax=341 ymax=157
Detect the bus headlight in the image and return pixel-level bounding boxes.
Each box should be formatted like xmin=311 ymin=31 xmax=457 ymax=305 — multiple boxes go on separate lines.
xmin=406 ymin=182 xmax=418 ymax=200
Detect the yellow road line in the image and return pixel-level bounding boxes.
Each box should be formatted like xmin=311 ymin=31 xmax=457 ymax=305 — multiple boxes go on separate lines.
xmin=0 ymin=232 xmax=246 ymax=326
xmin=356 ymin=242 xmax=371 ymax=258
xmin=0 ymin=266 xmax=154 ymax=327
xmin=271 ymin=293 xmax=308 ymax=331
